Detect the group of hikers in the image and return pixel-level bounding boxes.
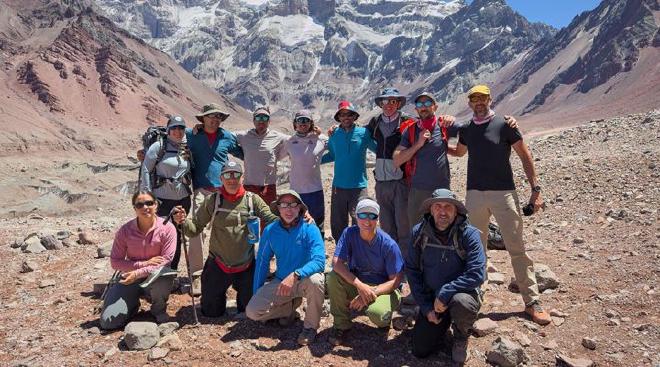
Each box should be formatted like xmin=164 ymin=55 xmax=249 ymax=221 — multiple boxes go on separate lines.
xmin=98 ymin=84 xmax=550 ymax=365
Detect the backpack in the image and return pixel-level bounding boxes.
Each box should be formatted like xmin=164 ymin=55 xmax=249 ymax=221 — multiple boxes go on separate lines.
xmin=139 ymin=125 xmax=193 ymax=194
xmin=401 ymin=117 xmax=447 ymax=186
xmin=208 ymin=191 xmax=255 ymax=231
xmin=412 ymin=215 xmax=469 ymax=269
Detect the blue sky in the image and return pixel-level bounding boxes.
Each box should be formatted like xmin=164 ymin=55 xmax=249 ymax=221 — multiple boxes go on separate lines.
xmin=504 ymin=0 xmax=602 ymax=28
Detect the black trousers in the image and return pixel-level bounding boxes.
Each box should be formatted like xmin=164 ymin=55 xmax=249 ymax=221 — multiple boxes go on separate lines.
xmin=200 ymin=257 xmax=255 ymax=317
xmin=411 ymin=292 xmax=481 ymax=358
xmin=157 ymin=197 xmax=191 ymax=270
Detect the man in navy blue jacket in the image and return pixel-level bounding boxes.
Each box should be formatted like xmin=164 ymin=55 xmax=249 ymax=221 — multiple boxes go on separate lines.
xmin=405 ymin=189 xmax=486 ymax=365
xmin=246 ymin=190 xmax=325 ymax=346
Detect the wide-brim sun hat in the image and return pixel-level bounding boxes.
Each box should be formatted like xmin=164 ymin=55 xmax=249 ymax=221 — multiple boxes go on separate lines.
xmin=269 ymin=189 xmax=308 ymax=217
xmin=333 ymin=100 xmax=360 ymax=122
xmin=196 ymin=103 xmax=230 ymax=122
xmin=420 ymin=189 xmax=468 ymax=215
xmin=375 ymin=87 xmax=406 ymax=107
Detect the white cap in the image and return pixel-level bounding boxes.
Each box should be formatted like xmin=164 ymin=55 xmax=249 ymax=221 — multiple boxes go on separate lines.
xmin=356 ymin=198 xmax=380 ymax=216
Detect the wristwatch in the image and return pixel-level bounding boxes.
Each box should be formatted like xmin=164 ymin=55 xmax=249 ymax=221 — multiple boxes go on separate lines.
xmin=293 ymin=271 xmax=301 ymax=280
xmin=532 ymin=185 xmax=542 ymax=193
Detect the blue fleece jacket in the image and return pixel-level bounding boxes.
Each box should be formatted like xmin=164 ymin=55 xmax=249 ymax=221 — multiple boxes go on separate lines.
xmin=321 ymin=125 xmax=376 ymax=189
xmin=253 ymin=219 xmax=326 ymax=293
xmin=405 ymin=214 xmax=486 ymax=316
xmin=185 ymin=128 xmax=244 ymax=189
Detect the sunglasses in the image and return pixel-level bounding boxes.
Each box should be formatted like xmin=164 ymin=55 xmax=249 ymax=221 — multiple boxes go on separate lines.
xmin=357 ymin=212 xmax=378 ymax=220
xmin=221 ymin=172 xmax=242 ymax=179
xmin=278 ymin=201 xmax=300 ymax=208
xmin=381 ymin=99 xmax=400 ymax=106
xmin=469 ymin=95 xmax=490 ymax=103
xmin=134 ymin=200 xmax=156 ymax=209
xmin=207 ymin=113 xmax=227 ymax=120
xmin=415 ymin=100 xmax=434 ymax=108
xmin=254 ymin=115 xmax=270 ymax=122
xmin=295 ymin=117 xmax=312 ymax=124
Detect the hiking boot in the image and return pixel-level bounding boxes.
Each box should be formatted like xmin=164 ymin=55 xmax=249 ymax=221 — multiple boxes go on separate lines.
xmin=451 ymin=337 xmax=470 ymax=366
xmin=328 ymin=328 xmax=349 ymax=346
xmin=278 ymin=311 xmax=300 ymax=327
xmin=297 ymin=328 xmax=317 ymax=346
xmin=525 ymin=301 xmax=551 ymax=325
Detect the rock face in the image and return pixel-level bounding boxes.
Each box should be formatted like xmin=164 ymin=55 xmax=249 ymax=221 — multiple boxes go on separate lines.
xmin=123 ymin=322 xmax=160 ymax=351
xmin=94 ymin=0 xmax=553 ymax=118
xmin=96 ymin=0 xmax=659 ymax=123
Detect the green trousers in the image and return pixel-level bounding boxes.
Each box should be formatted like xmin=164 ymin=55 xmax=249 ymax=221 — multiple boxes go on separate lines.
xmin=326 ymin=271 xmax=401 ymax=330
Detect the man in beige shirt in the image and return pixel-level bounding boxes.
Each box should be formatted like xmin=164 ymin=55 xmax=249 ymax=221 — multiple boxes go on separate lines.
xmin=236 ymin=106 xmax=289 ymax=205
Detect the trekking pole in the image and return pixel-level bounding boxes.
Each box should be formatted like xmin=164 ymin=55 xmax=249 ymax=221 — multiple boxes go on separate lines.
xmin=94 ymin=270 xmax=120 ymax=314
xmin=179 ymin=223 xmax=200 ymax=325
xmin=164 ymin=207 xmax=200 ymax=325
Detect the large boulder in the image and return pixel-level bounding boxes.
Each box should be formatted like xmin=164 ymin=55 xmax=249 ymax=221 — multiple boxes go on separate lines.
xmin=97 ymin=241 xmax=113 ymax=258
xmin=123 ymin=322 xmax=160 ymax=350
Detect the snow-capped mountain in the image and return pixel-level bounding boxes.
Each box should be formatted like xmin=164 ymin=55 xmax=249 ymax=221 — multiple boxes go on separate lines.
xmin=95 ymin=0 xmax=659 ymax=125
xmin=95 ymin=0 xmax=552 ymax=120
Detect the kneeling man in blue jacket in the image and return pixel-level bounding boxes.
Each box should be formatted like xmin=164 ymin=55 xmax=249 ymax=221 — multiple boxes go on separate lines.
xmin=405 ymin=189 xmax=486 ymax=365
xmin=247 ymin=190 xmax=326 ymax=346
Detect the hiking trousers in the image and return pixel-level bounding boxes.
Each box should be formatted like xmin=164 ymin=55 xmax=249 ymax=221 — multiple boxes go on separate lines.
xmin=330 ymin=187 xmax=366 ymax=243
xmin=465 ymin=189 xmax=540 ymax=305
xmin=375 ymin=179 xmax=410 ymax=253
xmin=246 ymin=272 xmax=325 ymax=329
xmin=188 ymin=188 xmax=215 ymax=276
xmin=326 ymin=271 xmax=401 ymax=330
xmin=99 ymin=275 xmax=173 ymax=330
xmin=157 ymin=197 xmax=191 ymax=271
xmin=200 ymin=257 xmax=254 ymax=317
xmin=407 ymin=187 xmax=435 ymax=227
xmin=300 ymin=190 xmax=325 ymax=239
xmin=411 ymin=291 xmax=481 ymax=358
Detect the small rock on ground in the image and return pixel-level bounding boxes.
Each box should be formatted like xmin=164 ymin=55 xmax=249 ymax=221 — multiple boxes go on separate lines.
xmin=473 ymin=318 xmax=499 ymax=337
xmin=557 ymin=353 xmax=594 ymax=367
xmin=487 ymin=337 xmax=528 ymax=367
xmin=148 ymin=347 xmax=169 ymax=361
xmin=124 ymin=321 xmax=160 ymax=350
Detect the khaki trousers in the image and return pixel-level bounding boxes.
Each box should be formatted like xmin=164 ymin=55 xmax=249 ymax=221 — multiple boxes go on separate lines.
xmin=465 ymin=190 xmax=540 ymax=305
xmin=246 ymin=273 xmax=325 ymax=330
xmin=188 ymin=188 xmax=214 ymax=275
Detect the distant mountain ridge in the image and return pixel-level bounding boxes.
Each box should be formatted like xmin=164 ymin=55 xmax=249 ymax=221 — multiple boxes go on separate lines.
xmin=0 ymin=0 xmax=249 ymax=155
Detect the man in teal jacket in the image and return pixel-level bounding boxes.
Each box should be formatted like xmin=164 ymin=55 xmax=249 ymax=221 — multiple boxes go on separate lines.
xmin=247 ymin=190 xmax=326 ymax=346
xmin=322 ymin=100 xmax=376 ymax=242
xmin=186 ymin=103 xmax=244 ymax=292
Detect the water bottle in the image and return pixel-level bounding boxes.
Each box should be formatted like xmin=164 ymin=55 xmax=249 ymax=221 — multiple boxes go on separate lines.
xmin=247 ymin=216 xmax=261 ymax=244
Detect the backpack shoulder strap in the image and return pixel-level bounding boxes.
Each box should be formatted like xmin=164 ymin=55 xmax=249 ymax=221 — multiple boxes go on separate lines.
xmin=208 ymin=192 xmax=224 ymax=230
xmin=452 ymin=220 xmax=469 ymax=261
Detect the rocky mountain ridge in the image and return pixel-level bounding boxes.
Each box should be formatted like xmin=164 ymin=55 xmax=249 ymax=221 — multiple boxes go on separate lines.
xmin=95 ymin=0 xmax=659 ymax=125
xmin=0 ymin=0 xmax=250 ymax=155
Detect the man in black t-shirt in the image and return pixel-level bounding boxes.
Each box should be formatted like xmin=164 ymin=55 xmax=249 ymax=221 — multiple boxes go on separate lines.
xmin=454 ymin=85 xmax=551 ymax=326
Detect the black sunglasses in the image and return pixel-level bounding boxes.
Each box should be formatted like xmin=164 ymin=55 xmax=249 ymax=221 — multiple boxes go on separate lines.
xmin=134 ymin=200 xmax=156 ymax=209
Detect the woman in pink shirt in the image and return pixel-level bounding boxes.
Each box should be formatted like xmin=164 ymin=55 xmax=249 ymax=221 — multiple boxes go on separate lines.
xmin=99 ymin=191 xmax=177 ymax=330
